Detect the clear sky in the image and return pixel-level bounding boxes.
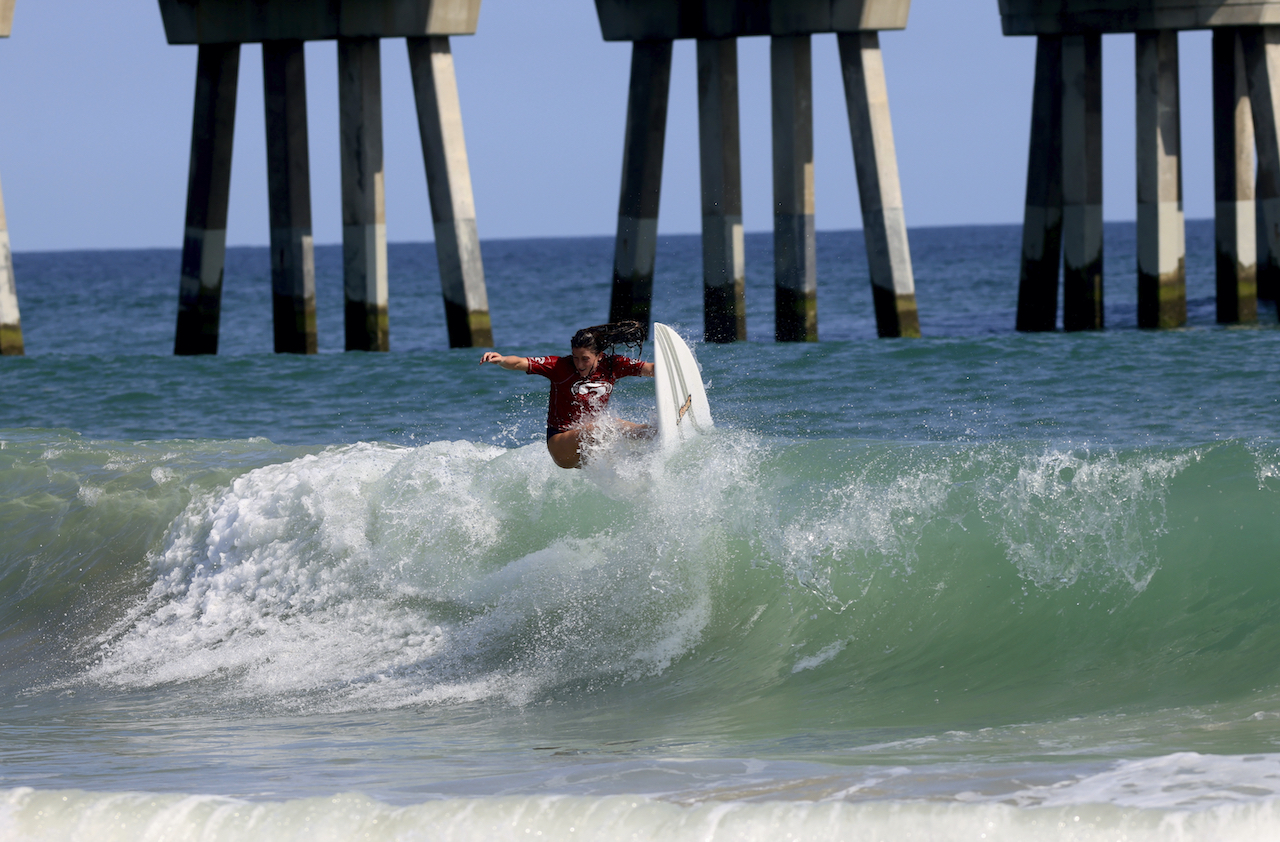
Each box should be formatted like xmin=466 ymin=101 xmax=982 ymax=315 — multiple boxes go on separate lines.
xmin=0 ymin=1 xmax=1219 ymax=252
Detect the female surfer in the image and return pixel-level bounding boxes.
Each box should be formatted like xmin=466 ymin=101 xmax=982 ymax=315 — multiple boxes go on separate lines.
xmin=480 ymin=321 xmax=655 ymax=469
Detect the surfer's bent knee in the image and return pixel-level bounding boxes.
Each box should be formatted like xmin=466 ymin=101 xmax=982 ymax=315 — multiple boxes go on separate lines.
xmin=546 ymin=429 xmax=583 ymax=469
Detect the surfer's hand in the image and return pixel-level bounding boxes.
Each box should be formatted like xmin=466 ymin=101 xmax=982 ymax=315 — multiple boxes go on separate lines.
xmin=619 ymin=421 xmax=655 ymax=440
xmin=480 ymin=354 xmax=529 ymax=372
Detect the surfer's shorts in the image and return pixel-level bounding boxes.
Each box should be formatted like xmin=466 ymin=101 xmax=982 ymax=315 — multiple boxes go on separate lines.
xmin=546 ymin=426 xmax=568 ymax=442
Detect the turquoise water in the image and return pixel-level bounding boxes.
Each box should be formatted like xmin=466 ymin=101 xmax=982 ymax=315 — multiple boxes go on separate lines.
xmin=4 ymin=223 xmax=1280 ymax=840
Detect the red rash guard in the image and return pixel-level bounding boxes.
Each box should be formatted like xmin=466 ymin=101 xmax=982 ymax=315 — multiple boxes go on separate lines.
xmin=527 ymin=354 xmax=647 ymax=434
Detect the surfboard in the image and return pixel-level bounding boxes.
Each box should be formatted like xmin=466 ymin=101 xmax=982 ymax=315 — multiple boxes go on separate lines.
xmin=652 ymin=322 xmax=713 ymax=449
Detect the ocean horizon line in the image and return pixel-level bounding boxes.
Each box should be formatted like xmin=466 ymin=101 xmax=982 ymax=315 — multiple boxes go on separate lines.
xmin=6 ymin=218 xmax=1191 ymax=258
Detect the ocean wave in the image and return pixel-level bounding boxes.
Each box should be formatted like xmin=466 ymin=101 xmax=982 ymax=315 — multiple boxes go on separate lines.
xmin=3 ymin=430 xmax=1279 ymax=724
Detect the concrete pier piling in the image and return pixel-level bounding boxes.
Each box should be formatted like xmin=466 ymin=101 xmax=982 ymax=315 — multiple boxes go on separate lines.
xmin=263 ymin=39 xmax=318 ymax=354
xmin=1258 ymin=176 xmax=1278 ymax=300
xmin=595 ymin=0 xmax=917 ymax=340
xmin=772 ymin=34 xmax=818 ymax=342
xmin=0 ymin=0 xmax=23 ymax=357
xmin=1002 ymin=0 xmax=1280 ymax=330
xmin=175 ymin=43 xmax=240 ymax=355
xmin=0 ymin=174 xmax=21 ymax=357
xmin=159 ymin=0 xmax=490 ymax=352
xmin=697 ymin=37 xmax=746 ymax=343
xmin=1061 ymin=33 xmax=1104 ymax=331
xmin=609 ymin=40 xmax=672 ymax=335
xmin=1243 ymin=27 xmax=1280 ymax=307
xmin=339 ymin=36 xmax=389 ymax=351
xmin=408 ymin=35 xmax=491 ymax=348
xmin=1135 ymin=29 xmax=1186 ymax=329
xmin=838 ymin=31 xmax=920 ymax=338
xmin=1212 ymin=28 xmax=1258 ymax=323
xmin=1016 ymin=36 xmax=1064 ymax=332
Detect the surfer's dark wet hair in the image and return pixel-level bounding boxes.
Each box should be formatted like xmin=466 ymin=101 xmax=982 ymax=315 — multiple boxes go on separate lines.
xmin=571 ymin=321 xmax=645 ymax=358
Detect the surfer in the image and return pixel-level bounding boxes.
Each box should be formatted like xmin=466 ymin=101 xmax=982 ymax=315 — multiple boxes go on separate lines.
xmin=480 ymin=321 xmax=655 ymax=468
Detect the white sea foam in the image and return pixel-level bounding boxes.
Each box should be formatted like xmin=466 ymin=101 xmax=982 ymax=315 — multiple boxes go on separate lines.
xmin=80 ymin=434 xmax=750 ymax=710
xmin=5 ymin=785 xmax=1280 ymax=842
xmin=85 ymin=440 xmax=504 ymax=702
xmin=994 ymin=752 xmax=1280 ymax=810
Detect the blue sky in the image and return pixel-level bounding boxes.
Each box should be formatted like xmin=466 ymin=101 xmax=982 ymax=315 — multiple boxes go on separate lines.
xmin=0 ymin=1 xmax=1219 ymax=251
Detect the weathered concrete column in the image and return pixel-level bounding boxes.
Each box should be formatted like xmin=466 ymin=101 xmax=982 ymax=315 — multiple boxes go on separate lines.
xmin=1259 ymin=175 xmax=1277 ymax=300
xmin=1017 ymin=35 xmax=1064 ymax=332
xmin=1061 ymin=33 xmax=1104 ymax=331
xmin=408 ymin=35 xmax=491 ymax=348
xmin=772 ymin=34 xmax=817 ymax=342
xmin=1243 ymin=27 xmax=1280 ymax=306
xmin=263 ymin=39 xmax=317 ymax=354
xmin=338 ymin=36 xmax=388 ymax=351
xmin=1213 ymin=27 xmax=1257 ymax=323
xmin=609 ymin=40 xmax=672 ymax=335
xmin=1135 ymin=29 xmax=1186 ymax=329
xmin=0 ymin=173 xmax=21 ymax=356
xmin=697 ymin=37 xmax=746 ymax=343
xmin=0 ymin=0 xmax=15 ymax=356
xmin=838 ymin=31 xmax=920 ymax=338
xmin=175 ymin=43 xmax=239 ymax=356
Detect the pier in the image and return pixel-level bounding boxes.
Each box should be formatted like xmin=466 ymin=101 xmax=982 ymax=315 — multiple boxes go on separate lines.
xmin=161 ymin=0 xmax=493 ymax=354
xmin=595 ymin=0 xmax=921 ymax=341
xmin=1004 ymin=0 xmax=1280 ymax=330
xmin=11 ymin=4 xmax=1280 ymax=353
xmin=0 ymin=0 xmax=21 ymax=356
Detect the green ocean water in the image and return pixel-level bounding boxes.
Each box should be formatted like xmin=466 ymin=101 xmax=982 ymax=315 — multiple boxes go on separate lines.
xmin=4 ymin=225 xmax=1280 ymax=840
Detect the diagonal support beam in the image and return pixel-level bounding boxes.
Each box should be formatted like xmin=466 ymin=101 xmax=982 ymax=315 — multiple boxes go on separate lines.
xmin=409 ymin=35 xmax=491 ymax=348
xmin=838 ymin=31 xmax=919 ymax=338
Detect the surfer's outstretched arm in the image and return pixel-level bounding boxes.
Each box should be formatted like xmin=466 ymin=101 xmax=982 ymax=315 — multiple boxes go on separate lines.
xmin=479 ymin=352 xmax=529 ymax=372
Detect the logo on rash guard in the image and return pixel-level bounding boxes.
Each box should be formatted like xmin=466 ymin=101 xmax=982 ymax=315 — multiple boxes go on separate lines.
xmin=572 ymin=380 xmax=613 ymax=400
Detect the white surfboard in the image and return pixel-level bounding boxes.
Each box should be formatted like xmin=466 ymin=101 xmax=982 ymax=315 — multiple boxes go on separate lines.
xmin=652 ymin=322 xmax=713 ymax=449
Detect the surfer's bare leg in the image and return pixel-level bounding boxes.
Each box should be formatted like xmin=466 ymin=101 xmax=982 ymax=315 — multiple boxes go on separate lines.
xmin=547 ymin=430 xmax=585 ymax=469
xmin=547 ymin=420 xmax=653 ymax=468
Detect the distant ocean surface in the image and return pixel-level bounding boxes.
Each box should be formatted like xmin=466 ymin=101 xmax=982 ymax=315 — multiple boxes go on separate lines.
xmin=4 ymin=222 xmax=1280 ymax=841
